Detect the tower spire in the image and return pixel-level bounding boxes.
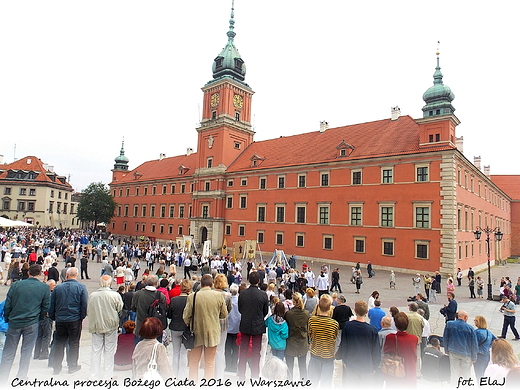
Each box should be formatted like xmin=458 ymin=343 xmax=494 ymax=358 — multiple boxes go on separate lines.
xmin=421 ymin=42 xmax=455 ymax=118
xmin=114 ymin=137 xmax=129 ymax=171
xmin=210 ymin=0 xmax=247 ymax=83
xmin=227 ymin=0 xmax=235 ymax=42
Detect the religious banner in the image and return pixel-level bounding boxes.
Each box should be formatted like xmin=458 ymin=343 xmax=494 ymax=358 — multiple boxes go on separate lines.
xmin=245 ymin=240 xmax=257 ymax=259
xmin=183 ymin=235 xmax=193 ymax=252
xmin=203 ymin=240 xmax=212 ymax=258
xmin=175 ymin=237 xmax=184 ymax=251
xmin=221 ymin=238 xmax=228 ymax=255
xmin=233 ymin=241 xmax=246 ymax=260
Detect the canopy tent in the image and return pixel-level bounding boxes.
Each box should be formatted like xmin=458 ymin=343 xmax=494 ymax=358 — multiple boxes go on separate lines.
xmin=0 ymin=217 xmax=33 ymax=227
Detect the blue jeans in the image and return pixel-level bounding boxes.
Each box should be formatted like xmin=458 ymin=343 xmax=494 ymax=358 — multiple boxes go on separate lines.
xmin=0 ymin=322 xmax=39 ymax=383
xmin=271 ymin=348 xmax=285 ymax=360
xmin=309 ymin=354 xmax=334 ymax=387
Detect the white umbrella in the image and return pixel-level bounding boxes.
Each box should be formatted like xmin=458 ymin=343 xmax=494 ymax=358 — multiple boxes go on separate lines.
xmin=0 ymin=217 xmax=33 ymax=227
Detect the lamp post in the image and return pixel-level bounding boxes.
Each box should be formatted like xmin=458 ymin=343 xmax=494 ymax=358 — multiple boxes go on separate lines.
xmin=474 ymin=226 xmax=503 ymax=300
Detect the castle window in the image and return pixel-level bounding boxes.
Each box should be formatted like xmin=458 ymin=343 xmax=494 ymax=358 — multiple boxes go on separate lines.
xmin=354 ymin=237 xmax=365 ymax=253
xmin=212 ymin=111 xmax=216 ymax=119
xmin=296 ymin=234 xmax=304 ymax=248
xmin=429 ymin=110 xmax=433 ymax=116
xmin=207 ymin=158 xmax=213 ymax=168
xmin=436 ymin=134 xmax=440 ymax=142
xmin=235 ymin=112 xmax=240 ymax=121
xmin=215 ymin=57 xmax=223 ymax=69
xmin=202 ymin=205 xmax=209 ymax=219
xmin=259 ymin=177 xmax=266 ymax=189
xmin=429 ymin=134 xmax=434 ymax=143
xmin=234 ymin=58 xmax=244 ymax=70
xmin=352 ymin=170 xmax=362 ymax=185
xmin=340 ymin=149 xmax=346 ymax=156
xmin=323 ymin=235 xmax=333 ymax=250
xmin=436 ymin=109 xmax=440 ymax=115
xmin=257 ymin=231 xmax=264 ymax=243
xmin=205 ymin=181 xmax=210 ymax=191
xmin=234 ymin=141 xmax=241 ymax=149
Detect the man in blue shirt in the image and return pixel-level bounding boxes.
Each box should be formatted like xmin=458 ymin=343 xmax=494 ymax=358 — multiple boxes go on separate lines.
xmin=443 ymin=310 xmax=477 ymax=385
xmin=499 ymin=295 xmax=520 ymax=340
xmin=368 ymin=300 xmax=385 ymax=331
xmin=49 ymin=267 xmax=88 ymax=375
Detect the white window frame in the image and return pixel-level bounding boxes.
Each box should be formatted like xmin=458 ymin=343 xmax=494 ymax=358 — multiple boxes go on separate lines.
xmin=382 ymin=238 xmax=395 ymax=256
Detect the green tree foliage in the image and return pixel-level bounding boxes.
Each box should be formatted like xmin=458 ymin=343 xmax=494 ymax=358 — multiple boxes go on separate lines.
xmin=77 ymin=182 xmax=117 ymax=228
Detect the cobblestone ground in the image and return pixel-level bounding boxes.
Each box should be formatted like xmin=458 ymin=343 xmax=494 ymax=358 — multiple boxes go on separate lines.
xmin=0 ymin=257 xmax=518 ymax=389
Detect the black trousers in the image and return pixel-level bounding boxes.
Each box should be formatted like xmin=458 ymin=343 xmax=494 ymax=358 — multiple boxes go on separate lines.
xmin=501 ymin=316 xmax=520 ymax=339
xmin=53 ymin=320 xmax=82 ymax=371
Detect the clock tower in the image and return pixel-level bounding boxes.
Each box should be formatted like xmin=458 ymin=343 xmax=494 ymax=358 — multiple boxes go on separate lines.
xmin=196 ymin=1 xmax=254 ymax=169
xmin=191 ymin=1 xmax=254 ymax=250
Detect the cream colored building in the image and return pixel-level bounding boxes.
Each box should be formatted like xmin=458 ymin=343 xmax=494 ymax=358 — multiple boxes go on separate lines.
xmin=0 ymin=155 xmax=78 ymax=228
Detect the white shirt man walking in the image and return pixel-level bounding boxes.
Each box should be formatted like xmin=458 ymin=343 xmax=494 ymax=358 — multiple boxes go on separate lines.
xmin=87 ymin=275 xmax=123 ymax=380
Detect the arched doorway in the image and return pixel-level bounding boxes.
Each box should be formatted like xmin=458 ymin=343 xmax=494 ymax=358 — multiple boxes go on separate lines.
xmin=200 ymin=226 xmax=208 ymax=243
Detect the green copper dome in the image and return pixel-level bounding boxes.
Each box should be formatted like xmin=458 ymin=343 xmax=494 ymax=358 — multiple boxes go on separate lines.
xmin=211 ymin=1 xmax=246 ymax=82
xmin=114 ymin=141 xmax=129 ymax=170
xmin=422 ymin=55 xmax=455 ymax=118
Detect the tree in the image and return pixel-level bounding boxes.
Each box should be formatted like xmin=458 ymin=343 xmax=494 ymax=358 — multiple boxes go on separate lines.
xmin=76 ymin=182 xmax=117 ymax=229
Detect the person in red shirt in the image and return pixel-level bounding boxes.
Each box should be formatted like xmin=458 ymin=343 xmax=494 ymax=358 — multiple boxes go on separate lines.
xmin=383 ymin=312 xmax=419 ymax=387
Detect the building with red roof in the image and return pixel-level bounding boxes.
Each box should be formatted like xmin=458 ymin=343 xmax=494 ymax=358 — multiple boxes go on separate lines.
xmin=0 ymin=155 xmax=78 ymax=228
xmin=109 ymin=7 xmax=513 ymax=275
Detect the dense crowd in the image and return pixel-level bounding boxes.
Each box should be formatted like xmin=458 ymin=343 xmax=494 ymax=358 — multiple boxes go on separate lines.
xmin=0 ymin=227 xmax=519 ymax=388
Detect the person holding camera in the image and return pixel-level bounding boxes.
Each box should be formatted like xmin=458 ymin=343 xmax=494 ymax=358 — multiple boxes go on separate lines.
xmin=499 ymin=295 xmax=520 ymax=340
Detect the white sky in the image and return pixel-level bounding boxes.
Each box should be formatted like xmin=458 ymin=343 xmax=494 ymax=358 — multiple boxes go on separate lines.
xmin=1 ymin=0 xmax=519 ymax=192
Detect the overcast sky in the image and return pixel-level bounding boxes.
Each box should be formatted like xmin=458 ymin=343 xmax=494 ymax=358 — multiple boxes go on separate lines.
xmin=1 ymin=1 xmax=518 ymax=192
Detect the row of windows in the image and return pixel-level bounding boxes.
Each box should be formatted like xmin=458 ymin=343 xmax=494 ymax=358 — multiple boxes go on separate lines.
xmin=232 ymin=166 xmax=428 ymax=190
xmin=2 ymin=200 xmax=36 ymax=211
xmin=2 ymin=187 xmax=68 ymax=199
xmin=457 ymin=207 xmax=509 ymax=234
xmin=223 ymin=227 xmax=430 ymax=259
xmin=252 ymin=203 xmax=431 ymax=228
xmin=457 ymin=168 xmax=507 ymax=210
xmin=117 ymin=222 xmax=186 ymax=237
xmin=48 ymin=202 xmax=72 ymax=214
xmin=118 ymin=201 xmax=433 ymax=228
xmin=113 ymin=166 xmax=431 ymax=198
xmin=118 ymin=204 xmax=188 ymax=219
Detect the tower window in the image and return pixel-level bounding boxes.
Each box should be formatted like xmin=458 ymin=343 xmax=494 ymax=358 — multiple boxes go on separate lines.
xmin=435 ymin=133 xmax=440 ymax=142
xmin=235 ymin=112 xmax=240 ymax=121
xmin=436 ymin=109 xmax=441 ymax=115
xmin=429 ymin=110 xmax=433 ymax=116
xmin=340 ymin=149 xmax=346 ymax=156
xmin=429 ymin=134 xmax=434 ymax=143
xmin=215 ymin=57 xmax=223 ymax=69
xmin=207 ymin=158 xmax=213 ymax=168
xmin=234 ymin=58 xmax=243 ymax=70
xmin=212 ymin=111 xmax=216 ymax=119
xmin=234 ymin=142 xmax=241 ymax=149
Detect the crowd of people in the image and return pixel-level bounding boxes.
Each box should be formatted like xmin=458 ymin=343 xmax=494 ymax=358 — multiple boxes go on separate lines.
xmin=0 ymin=227 xmax=519 ymax=388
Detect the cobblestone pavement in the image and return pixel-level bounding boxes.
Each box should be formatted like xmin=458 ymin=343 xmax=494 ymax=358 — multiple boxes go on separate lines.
xmin=0 ymin=258 xmax=518 ymax=388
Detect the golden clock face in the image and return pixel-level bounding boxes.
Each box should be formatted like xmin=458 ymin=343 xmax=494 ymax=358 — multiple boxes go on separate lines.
xmin=210 ymin=93 xmax=220 ymax=108
xmin=233 ymin=94 xmax=244 ymax=109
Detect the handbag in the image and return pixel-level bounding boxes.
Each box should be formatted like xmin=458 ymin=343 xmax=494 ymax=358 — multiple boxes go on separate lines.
xmin=182 ymin=291 xmax=197 ymax=350
xmin=381 ymin=334 xmax=406 ymax=378
xmin=142 ymin=341 xmax=161 ymax=380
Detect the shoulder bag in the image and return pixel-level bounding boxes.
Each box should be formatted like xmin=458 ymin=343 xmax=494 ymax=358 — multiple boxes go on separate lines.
xmin=182 ymin=292 xmax=197 ymax=350
xmin=381 ymin=333 xmax=406 ymax=378
xmin=142 ymin=341 xmax=161 ymax=380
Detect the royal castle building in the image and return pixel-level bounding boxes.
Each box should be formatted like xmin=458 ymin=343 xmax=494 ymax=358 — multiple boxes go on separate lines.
xmin=109 ymin=6 xmax=514 ymax=275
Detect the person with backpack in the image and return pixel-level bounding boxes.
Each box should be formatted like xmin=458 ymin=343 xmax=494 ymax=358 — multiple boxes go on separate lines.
xmin=131 ymin=275 xmax=167 ymax=344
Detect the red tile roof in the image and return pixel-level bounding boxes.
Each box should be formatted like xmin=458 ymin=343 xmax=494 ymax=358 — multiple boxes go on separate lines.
xmin=491 ymin=175 xmax=520 ymax=200
xmin=0 ymin=156 xmax=71 ymax=187
xmin=227 ymin=115 xmax=454 ymax=172
xmin=115 ymin=153 xmax=199 ymax=184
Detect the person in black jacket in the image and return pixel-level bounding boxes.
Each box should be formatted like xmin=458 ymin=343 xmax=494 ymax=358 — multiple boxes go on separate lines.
xmin=47 ymin=262 xmax=60 ymax=283
xmin=237 ymin=271 xmax=268 ymax=381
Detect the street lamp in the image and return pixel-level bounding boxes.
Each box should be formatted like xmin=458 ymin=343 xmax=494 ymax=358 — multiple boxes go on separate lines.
xmin=474 ymin=226 xmax=503 ymax=300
